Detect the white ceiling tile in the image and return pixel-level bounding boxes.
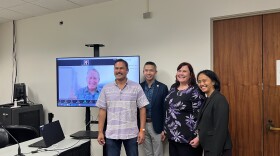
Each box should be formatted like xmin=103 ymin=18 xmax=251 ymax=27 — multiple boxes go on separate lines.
xmin=23 ymin=0 xmax=39 ymax=2
xmin=30 ymin=0 xmax=79 ymax=11
xmin=67 ymin=0 xmax=111 ymax=6
xmin=8 ymin=3 xmax=52 ymax=16
xmin=0 ymin=0 xmax=25 ymax=8
xmin=0 ymin=9 xmax=30 ymax=20
xmin=0 ymin=0 xmax=111 ymax=24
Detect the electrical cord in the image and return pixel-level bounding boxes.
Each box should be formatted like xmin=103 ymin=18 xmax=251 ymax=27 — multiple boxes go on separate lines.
xmin=23 ymin=139 xmax=82 ymax=155
xmin=27 ymin=97 xmax=35 ymax=105
xmin=11 ymin=20 xmax=17 ymax=103
xmin=28 ymin=148 xmax=59 ymax=155
xmin=44 ymin=139 xmax=81 ymax=152
xmin=85 ymin=118 xmax=91 ymax=127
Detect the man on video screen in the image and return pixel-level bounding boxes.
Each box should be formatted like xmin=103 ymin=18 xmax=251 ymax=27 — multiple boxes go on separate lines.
xmin=75 ymin=68 xmax=101 ymax=100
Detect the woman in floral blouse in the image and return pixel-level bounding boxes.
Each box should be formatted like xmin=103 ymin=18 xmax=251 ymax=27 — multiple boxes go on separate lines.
xmin=164 ymin=62 xmax=204 ymax=156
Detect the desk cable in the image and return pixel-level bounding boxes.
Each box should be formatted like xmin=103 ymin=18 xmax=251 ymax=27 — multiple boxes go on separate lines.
xmin=24 ymin=139 xmax=81 ymax=155
xmin=45 ymin=139 xmax=81 ymax=151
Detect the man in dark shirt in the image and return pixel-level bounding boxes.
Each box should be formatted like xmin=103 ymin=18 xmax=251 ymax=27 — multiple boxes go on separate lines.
xmin=140 ymin=61 xmax=168 ymax=156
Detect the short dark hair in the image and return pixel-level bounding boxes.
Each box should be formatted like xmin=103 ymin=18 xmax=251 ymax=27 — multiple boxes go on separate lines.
xmin=114 ymin=59 xmax=129 ymax=71
xmin=175 ymin=62 xmax=196 ymax=87
xmin=144 ymin=61 xmax=157 ymax=70
xmin=197 ymin=70 xmax=221 ymax=91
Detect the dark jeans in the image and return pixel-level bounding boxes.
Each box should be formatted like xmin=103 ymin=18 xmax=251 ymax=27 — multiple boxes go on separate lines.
xmin=168 ymin=140 xmax=202 ymax=156
xmin=106 ymin=137 xmax=138 ymax=156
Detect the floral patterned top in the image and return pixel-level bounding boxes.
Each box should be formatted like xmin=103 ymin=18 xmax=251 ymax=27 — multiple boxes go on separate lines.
xmin=164 ymin=84 xmax=204 ymax=143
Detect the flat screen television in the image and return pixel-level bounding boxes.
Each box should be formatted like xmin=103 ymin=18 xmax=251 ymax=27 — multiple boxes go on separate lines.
xmin=56 ymin=56 xmax=140 ymax=107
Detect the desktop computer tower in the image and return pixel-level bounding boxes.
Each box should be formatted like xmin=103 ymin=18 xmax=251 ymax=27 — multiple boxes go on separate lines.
xmin=0 ymin=104 xmax=44 ymax=134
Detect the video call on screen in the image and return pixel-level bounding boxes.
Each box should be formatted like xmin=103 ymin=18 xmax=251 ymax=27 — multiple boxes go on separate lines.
xmin=56 ymin=56 xmax=140 ymax=107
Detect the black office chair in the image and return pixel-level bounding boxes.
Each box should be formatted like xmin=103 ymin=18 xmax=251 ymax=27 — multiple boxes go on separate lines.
xmin=4 ymin=125 xmax=39 ymax=145
xmin=0 ymin=128 xmax=9 ymax=148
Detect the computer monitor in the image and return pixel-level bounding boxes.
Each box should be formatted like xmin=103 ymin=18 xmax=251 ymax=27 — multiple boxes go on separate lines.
xmin=13 ymin=83 xmax=27 ymax=103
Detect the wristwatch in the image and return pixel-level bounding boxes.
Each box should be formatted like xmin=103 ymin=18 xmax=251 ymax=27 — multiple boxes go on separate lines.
xmin=140 ymin=128 xmax=145 ymax=132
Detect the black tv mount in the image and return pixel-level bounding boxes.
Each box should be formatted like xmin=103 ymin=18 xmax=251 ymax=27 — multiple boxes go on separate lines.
xmin=69 ymin=44 xmax=106 ymax=156
xmin=85 ymin=44 xmax=104 ymax=57
xmin=86 ymin=43 xmax=106 ymax=156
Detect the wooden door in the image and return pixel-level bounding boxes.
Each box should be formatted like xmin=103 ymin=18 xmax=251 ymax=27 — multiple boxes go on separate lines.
xmin=213 ymin=15 xmax=263 ymax=156
xmin=263 ymin=12 xmax=280 ymax=156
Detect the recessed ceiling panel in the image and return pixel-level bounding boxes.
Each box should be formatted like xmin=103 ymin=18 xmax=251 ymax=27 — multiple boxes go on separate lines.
xmin=0 ymin=0 xmax=112 ymax=24
xmin=8 ymin=3 xmax=52 ymax=16
xmin=0 ymin=0 xmax=25 ymax=8
xmin=31 ymin=0 xmax=79 ymax=11
xmin=0 ymin=9 xmax=30 ymax=20
xmin=67 ymin=0 xmax=112 ymax=6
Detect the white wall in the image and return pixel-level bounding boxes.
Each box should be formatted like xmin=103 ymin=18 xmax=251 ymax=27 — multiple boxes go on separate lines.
xmin=1 ymin=0 xmax=280 ymax=155
xmin=0 ymin=22 xmax=13 ymax=103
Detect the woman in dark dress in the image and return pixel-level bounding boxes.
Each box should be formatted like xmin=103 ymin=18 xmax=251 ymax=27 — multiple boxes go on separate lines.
xmin=164 ymin=62 xmax=204 ymax=156
xmin=190 ymin=70 xmax=232 ymax=156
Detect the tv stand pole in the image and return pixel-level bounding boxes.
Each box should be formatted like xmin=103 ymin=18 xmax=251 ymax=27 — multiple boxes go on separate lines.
xmin=85 ymin=44 xmax=104 ymax=130
xmin=85 ymin=44 xmax=105 ymax=156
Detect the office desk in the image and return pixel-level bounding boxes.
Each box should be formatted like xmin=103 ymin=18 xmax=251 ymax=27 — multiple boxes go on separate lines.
xmin=0 ymin=137 xmax=90 ymax=156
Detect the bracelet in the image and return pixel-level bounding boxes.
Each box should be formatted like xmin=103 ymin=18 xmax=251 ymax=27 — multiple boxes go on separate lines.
xmin=140 ymin=128 xmax=145 ymax=132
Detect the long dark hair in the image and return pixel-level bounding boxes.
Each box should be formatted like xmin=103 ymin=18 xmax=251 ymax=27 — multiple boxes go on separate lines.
xmin=174 ymin=62 xmax=196 ymax=88
xmin=197 ymin=70 xmax=221 ymax=91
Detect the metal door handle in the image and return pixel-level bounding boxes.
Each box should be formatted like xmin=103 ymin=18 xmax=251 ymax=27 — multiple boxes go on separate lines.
xmin=267 ymin=120 xmax=280 ymax=131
